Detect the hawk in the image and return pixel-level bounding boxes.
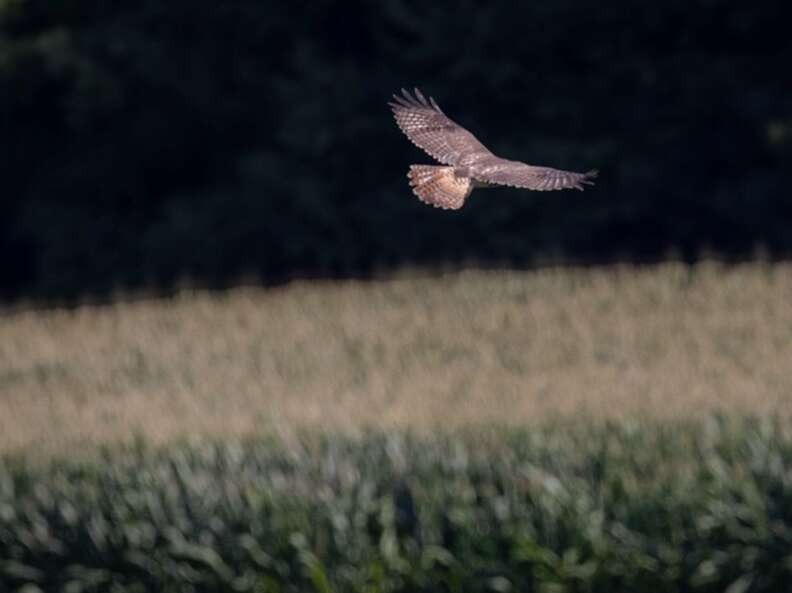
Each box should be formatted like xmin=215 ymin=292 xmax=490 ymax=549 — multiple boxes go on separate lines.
xmin=389 ymin=88 xmax=597 ymax=210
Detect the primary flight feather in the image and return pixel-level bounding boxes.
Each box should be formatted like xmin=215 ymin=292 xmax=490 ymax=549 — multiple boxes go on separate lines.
xmin=389 ymin=88 xmax=597 ymax=210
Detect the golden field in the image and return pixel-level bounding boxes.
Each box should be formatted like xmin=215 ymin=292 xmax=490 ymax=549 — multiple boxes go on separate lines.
xmin=1 ymin=262 xmax=791 ymax=454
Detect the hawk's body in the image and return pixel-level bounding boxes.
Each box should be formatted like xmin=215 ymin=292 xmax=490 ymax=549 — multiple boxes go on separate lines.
xmin=389 ymin=88 xmax=597 ymax=210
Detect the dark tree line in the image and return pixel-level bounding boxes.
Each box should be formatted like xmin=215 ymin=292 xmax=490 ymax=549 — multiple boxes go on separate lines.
xmin=1 ymin=0 xmax=790 ymax=300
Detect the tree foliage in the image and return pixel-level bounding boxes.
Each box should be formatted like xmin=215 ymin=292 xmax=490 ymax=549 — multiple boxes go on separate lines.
xmin=1 ymin=0 xmax=790 ymax=299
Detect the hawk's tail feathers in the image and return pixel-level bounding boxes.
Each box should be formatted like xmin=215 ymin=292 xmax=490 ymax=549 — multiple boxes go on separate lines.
xmin=407 ymin=165 xmax=472 ymax=210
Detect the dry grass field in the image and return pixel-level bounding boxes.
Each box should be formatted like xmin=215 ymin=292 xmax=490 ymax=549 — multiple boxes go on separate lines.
xmin=1 ymin=262 xmax=791 ymax=454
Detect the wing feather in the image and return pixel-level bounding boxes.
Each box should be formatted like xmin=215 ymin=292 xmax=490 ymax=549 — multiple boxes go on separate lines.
xmin=388 ymin=88 xmax=492 ymax=166
xmin=472 ymin=159 xmax=598 ymax=192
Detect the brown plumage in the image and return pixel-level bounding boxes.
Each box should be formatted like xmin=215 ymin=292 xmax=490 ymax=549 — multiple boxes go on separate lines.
xmin=389 ymin=88 xmax=597 ymax=210
xmin=407 ymin=165 xmax=472 ymax=210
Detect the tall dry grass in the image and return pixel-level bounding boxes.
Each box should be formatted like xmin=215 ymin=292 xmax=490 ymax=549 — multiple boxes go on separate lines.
xmin=1 ymin=262 xmax=791 ymax=453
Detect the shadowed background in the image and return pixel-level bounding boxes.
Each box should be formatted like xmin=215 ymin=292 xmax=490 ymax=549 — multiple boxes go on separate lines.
xmin=1 ymin=0 xmax=790 ymax=301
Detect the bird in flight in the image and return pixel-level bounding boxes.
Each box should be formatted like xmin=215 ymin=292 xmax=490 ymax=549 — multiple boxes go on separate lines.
xmin=389 ymin=88 xmax=597 ymax=210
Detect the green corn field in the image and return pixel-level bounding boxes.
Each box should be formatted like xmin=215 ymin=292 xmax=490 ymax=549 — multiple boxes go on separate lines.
xmin=2 ymin=417 xmax=792 ymax=592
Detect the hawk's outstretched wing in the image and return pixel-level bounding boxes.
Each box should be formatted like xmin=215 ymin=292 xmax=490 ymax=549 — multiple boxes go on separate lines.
xmin=472 ymin=160 xmax=598 ymax=192
xmin=388 ymin=88 xmax=492 ymax=166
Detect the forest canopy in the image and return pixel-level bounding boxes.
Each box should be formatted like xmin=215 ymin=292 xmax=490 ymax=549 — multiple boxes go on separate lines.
xmin=1 ymin=0 xmax=790 ymax=300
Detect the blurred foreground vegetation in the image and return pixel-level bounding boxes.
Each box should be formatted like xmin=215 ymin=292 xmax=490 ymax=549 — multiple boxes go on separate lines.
xmin=1 ymin=0 xmax=791 ymax=300
xmin=3 ymin=263 xmax=791 ymax=453
xmin=2 ymin=417 xmax=792 ymax=592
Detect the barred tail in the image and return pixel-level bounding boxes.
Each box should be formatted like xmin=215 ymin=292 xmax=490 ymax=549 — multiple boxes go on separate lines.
xmin=407 ymin=165 xmax=473 ymax=210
